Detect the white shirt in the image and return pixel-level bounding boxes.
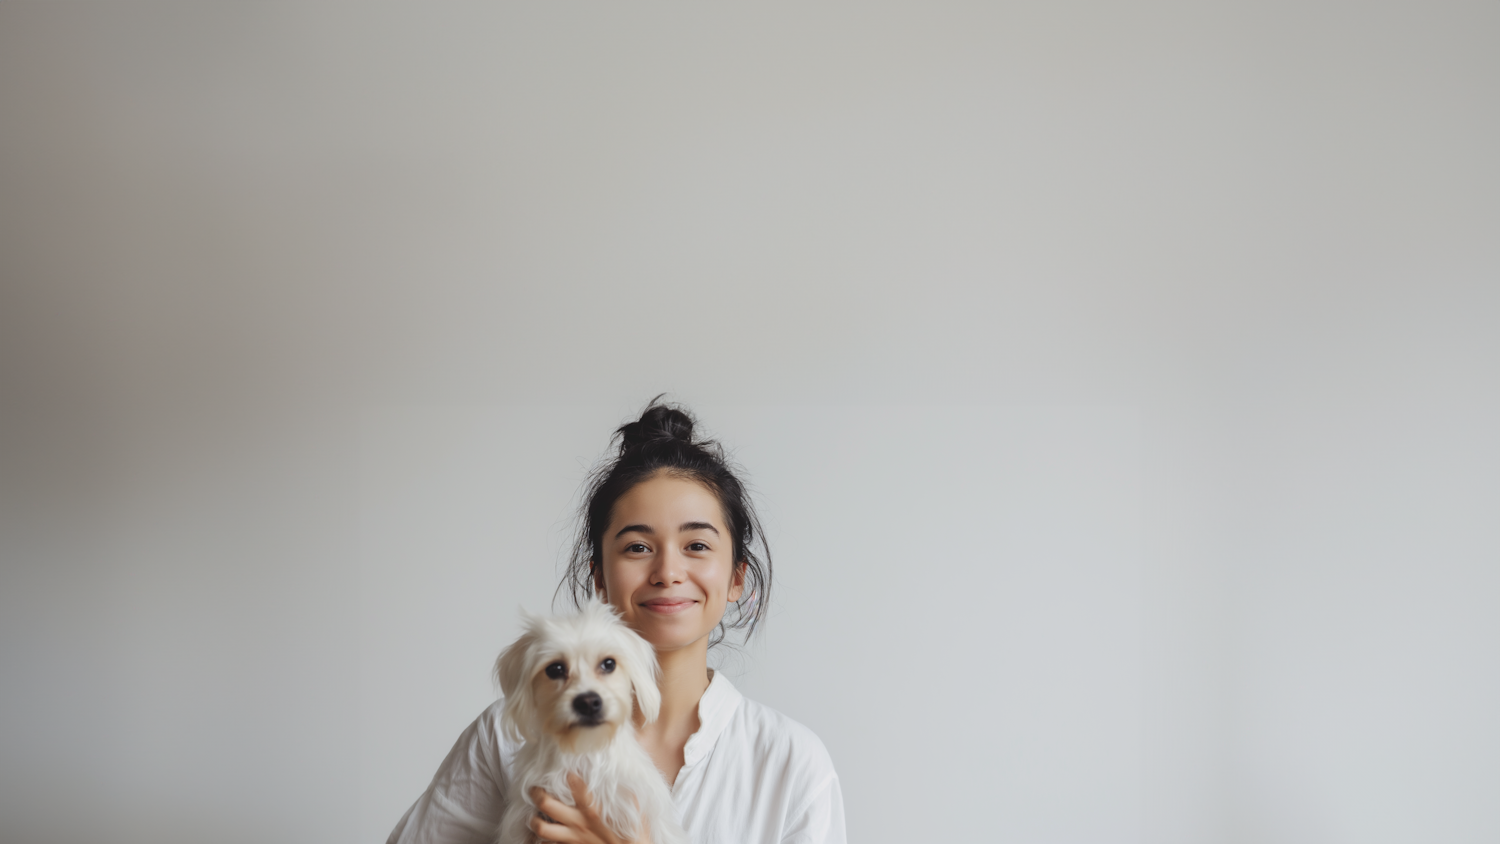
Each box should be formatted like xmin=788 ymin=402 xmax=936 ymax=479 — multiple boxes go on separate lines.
xmin=387 ymin=672 xmax=846 ymax=844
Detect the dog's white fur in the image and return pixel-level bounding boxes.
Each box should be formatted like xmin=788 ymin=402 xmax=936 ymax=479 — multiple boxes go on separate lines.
xmin=493 ymin=599 xmax=686 ymax=844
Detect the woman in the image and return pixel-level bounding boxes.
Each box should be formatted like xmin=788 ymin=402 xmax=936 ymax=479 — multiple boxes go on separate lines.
xmin=387 ymin=402 xmax=846 ymax=844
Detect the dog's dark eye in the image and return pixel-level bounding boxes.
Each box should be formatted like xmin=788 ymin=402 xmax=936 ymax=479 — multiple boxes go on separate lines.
xmin=545 ymin=662 xmax=567 ymax=680
xmin=599 ymin=658 xmax=616 ymax=674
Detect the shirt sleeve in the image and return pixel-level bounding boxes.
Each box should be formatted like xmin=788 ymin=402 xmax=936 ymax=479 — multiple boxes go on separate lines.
xmin=780 ymin=773 xmax=847 ymax=844
xmin=386 ymin=702 xmax=510 ymax=844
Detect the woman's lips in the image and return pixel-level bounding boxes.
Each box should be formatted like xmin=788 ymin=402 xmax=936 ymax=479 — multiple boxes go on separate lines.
xmin=640 ymin=598 xmax=696 ymax=614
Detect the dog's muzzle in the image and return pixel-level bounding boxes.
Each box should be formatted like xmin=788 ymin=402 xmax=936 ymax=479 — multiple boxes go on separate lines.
xmin=571 ymin=691 xmax=604 ymax=726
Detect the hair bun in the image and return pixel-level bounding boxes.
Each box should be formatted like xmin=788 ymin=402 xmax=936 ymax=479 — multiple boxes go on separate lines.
xmin=618 ymin=402 xmax=695 ymax=452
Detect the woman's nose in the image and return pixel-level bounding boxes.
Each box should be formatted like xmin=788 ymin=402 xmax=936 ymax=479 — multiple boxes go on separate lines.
xmin=650 ymin=547 xmax=685 ymax=585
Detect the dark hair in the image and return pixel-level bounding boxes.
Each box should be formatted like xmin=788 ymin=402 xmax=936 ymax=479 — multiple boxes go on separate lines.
xmin=560 ymin=398 xmax=772 ymax=647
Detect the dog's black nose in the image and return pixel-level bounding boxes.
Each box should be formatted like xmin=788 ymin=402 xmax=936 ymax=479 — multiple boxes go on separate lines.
xmin=572 ymin=691 xmax=604 ymax=719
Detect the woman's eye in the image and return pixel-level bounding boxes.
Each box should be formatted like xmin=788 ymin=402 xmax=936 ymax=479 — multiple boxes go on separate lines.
xmin=688 ymin=542 xmax=709 ymax=551
xmin=625 ymin=543 xmax=649 ymax=553
xmin=544 ymin=662 xmax=567 ymax=680
xmin=600 ymin=658 xmax=616 ymax=674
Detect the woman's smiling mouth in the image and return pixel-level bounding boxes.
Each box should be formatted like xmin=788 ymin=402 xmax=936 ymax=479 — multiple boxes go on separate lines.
xmin=641 ymin=598 xmax=696 ymax=614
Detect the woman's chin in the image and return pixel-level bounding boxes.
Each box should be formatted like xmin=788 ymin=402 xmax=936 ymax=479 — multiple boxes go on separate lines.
xmin=635 ymin=621 xmax=713 ymax=653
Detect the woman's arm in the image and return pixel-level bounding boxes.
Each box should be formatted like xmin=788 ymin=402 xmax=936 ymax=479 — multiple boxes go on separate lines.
xmin=387 ymin=703 xmax=510 ymax=844
xmin=779 ymin=774 xmax=846 ymax=844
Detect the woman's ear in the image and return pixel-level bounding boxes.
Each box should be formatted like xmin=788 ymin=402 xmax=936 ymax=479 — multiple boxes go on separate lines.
xmin=591 ymin=561 xmax=606 ymax=601
xmin=728 ymin=560 xmax=747 ymax=602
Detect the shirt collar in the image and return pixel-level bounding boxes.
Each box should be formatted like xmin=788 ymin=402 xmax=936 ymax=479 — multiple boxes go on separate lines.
xmin=682 ymin=669 xmax=742 ymax=767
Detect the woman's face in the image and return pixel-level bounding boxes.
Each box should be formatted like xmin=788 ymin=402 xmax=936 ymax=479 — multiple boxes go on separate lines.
xmin=596 ymin=472 xmax=744 ymax=655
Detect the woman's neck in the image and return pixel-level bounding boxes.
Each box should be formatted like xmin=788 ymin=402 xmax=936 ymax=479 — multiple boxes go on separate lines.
xmin=649 ymin=639 xmax=711 ymax=730
xmin=632 ymin=638 xmax=710 ymax=785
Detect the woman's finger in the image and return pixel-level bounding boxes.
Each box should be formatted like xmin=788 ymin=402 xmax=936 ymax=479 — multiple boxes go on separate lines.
xmin=567 ymin=773 xmax=650 ymax=844
xmin=529 ymin=812 xmax=580 ymax=844
xmin=565 ymin=773 xmax=598 ymax=819
xmin=529 ymin=787 xmax=587 ymax=828
xmin=564 ymin=773 xmax=618 ymax=842
xmin=564 ymin=774 xmax=611 ymax=836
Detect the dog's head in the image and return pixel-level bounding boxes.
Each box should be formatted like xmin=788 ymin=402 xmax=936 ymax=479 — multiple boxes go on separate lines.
xmin=494 ymin=598 xmax=662 ymax=752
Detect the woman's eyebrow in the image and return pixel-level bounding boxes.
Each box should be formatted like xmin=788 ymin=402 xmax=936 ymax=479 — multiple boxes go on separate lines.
xmin=680 ymin=521 xmax=719 ymax=535
xmin=614 ymin=524 xmax=653 ymax=538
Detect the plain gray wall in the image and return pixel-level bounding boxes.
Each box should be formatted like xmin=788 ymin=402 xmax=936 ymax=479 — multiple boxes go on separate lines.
xmin=1 ymin=3 xmax=1496 ymax=843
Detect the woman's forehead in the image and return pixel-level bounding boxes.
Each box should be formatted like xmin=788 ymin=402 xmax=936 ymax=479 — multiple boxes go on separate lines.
xmin=608 ymin=474 xmax=725 ymax=529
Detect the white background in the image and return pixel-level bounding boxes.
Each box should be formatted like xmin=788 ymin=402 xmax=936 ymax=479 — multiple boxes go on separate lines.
xmin=1 ymin=3 xmax=1496 ymax=843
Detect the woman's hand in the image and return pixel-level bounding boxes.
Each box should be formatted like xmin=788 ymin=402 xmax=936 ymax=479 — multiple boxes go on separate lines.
xmin=529 ymin=773 xmax=651 ymax=844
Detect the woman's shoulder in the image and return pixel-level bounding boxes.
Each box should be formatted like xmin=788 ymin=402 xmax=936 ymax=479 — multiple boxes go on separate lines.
xmin=714 ymin=680 xmax=837 ymax=779
xmin=735 ymin=696 xmax=831 ymax=751
xmin=475 ymin=697 xmax=524 ymax=757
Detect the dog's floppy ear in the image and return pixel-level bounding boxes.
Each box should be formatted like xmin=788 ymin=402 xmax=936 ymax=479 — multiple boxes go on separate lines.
xmin=618 ymin=622 xmax=662 ymax=725
xmin=495 ymin=614 xmax=540 ymax=743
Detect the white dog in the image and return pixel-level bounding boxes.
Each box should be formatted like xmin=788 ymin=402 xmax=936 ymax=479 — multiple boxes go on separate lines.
xmin=493 ymin=599 xmax=686 ymax=844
